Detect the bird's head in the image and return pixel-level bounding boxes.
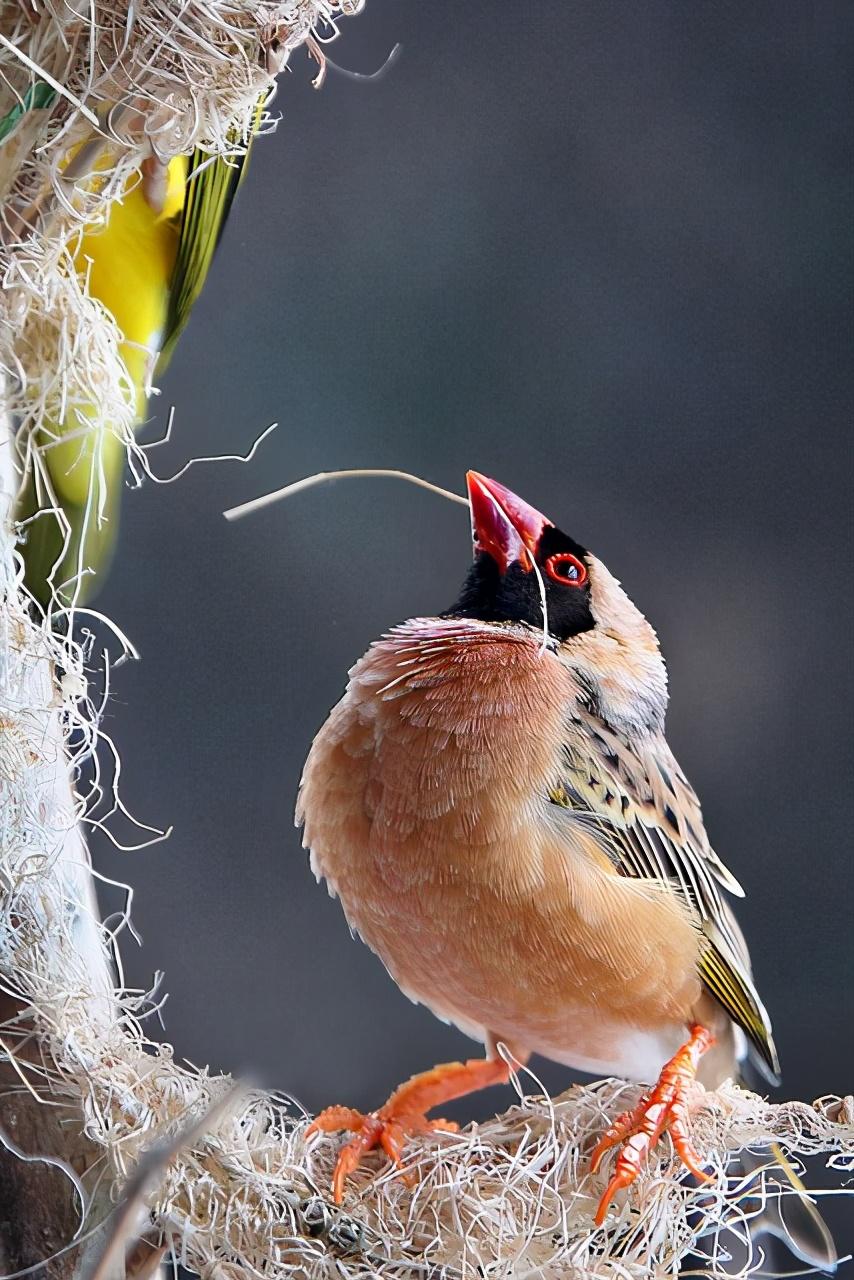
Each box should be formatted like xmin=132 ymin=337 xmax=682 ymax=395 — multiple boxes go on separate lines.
xmin=448 ymin=472 xmax=594 ymax=642
xmin=445 ymin=473 xmax=667 ymax=725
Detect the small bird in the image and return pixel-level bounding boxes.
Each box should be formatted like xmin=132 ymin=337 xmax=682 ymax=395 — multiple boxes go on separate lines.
xmin=298 ymin=472 xmax=834 ymax=1262
xmin=17 ymin=113 xmax=261 ymax=607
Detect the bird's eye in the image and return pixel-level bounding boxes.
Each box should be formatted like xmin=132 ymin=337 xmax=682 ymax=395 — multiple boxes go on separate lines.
xmin=544 ymin=552 xmax=587 ymax=587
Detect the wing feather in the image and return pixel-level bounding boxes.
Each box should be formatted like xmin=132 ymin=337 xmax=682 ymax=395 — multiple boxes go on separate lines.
xmin=554 ymin=706 xmax=780 ymax=1080
xmin=157 ymin=96 xmax=265 ymax=370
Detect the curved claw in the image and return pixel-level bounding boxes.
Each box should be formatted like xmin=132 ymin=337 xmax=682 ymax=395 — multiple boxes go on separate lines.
xmin=590 ymin=1105 xmax=640 ymax=1175
xmin=312 ymin=1109 xmax=457 ymax=1204
xmin=594 ymin=1160 xmax=641 ymax=1225
xmin=668 ymin=1110 xmax=714 ymax=1184
xmin=593 ymin=1024 xmax=715 ymax=1225
xmin=378 ymin=1119 xmax=405 ymax=1166
xmin=332 ymin=1128 xmax=380 ymax=1204
xmin=307 ymin=1056 xmax=508 ymax=1204
xmin=594 ymin=1127 xmax=668 ymax=1226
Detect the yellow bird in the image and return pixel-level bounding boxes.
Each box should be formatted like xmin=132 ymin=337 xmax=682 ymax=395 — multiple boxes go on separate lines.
xmin=18 ymin=119 xmax=260 ymax=608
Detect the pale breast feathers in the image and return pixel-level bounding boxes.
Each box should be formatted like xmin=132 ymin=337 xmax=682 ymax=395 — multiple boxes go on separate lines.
xmin=298 ymin=618 xmax=701 ymax=966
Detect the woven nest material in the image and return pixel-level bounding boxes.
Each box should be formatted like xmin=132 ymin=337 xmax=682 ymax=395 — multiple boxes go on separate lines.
xmin=0 ymin=4 xmax=852 ymax=1277
xmin=0 ymin=0 xmax=362 ymax=515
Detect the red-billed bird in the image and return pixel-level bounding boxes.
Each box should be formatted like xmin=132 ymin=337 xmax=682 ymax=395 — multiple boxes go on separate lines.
xmin=298 ymin=472 xmax=835 ymax=1263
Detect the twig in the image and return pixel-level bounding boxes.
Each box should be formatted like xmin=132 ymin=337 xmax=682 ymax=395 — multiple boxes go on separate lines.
xmin=223 ymin=468 xmax=470 ymax=521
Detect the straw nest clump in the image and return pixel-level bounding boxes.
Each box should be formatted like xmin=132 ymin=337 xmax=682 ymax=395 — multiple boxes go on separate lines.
xmin=0 ymin=0 xmax=363 ymax=489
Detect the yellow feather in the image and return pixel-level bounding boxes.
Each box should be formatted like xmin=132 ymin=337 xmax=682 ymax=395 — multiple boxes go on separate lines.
xmin=49 ymin=157 xmax=186 ymax=507
xmin=19 ymin=109 xmax=261 ymax=606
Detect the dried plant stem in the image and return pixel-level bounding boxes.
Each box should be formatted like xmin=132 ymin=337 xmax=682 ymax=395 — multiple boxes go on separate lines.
xmin=223 ymin=468 xmax=471 ymax=521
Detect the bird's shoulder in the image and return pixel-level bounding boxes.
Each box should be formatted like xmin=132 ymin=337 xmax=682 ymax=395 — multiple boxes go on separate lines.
xmin=554 ymin=704 xmax=745 ymax=905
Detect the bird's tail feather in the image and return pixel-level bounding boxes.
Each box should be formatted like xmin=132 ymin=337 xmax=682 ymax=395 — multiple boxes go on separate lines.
xmin=17 ymin=419 xmax=125 ymax=608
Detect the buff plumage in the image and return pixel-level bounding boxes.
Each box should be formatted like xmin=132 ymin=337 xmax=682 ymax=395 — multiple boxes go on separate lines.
xmin=297 ymin=472 xmax=835 ymax=1266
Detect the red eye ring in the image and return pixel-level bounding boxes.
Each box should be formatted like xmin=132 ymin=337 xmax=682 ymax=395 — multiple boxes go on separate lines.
xmin=544 ymin=552 xmax=587 ymax=587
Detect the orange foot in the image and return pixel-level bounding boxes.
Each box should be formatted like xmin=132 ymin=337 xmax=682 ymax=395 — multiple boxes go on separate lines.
xmin=306 ymin=1056 xmax=511 ymax=1204
xmin=591 ymin=1023 xmax=715 ymax=1225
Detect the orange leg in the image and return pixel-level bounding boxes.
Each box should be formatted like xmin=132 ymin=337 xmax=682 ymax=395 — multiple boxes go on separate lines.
xmin=591 ymin=1023 xmax=714 ymax=1225
xmin=306 ymin=1056 xmax=511 ymax=1204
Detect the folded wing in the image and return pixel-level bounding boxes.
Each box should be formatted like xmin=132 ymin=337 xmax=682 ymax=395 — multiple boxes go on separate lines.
xmin=553 ymin=705 xmax=780 ymax=1082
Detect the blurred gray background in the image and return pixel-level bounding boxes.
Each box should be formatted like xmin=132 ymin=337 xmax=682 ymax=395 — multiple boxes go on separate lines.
xmin=94 ymin=0 xmax=851 ymax=1209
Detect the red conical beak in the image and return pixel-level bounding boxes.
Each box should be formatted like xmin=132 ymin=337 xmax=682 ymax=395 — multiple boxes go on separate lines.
xmin=465 ymin=471 xmax=553 ymax=574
